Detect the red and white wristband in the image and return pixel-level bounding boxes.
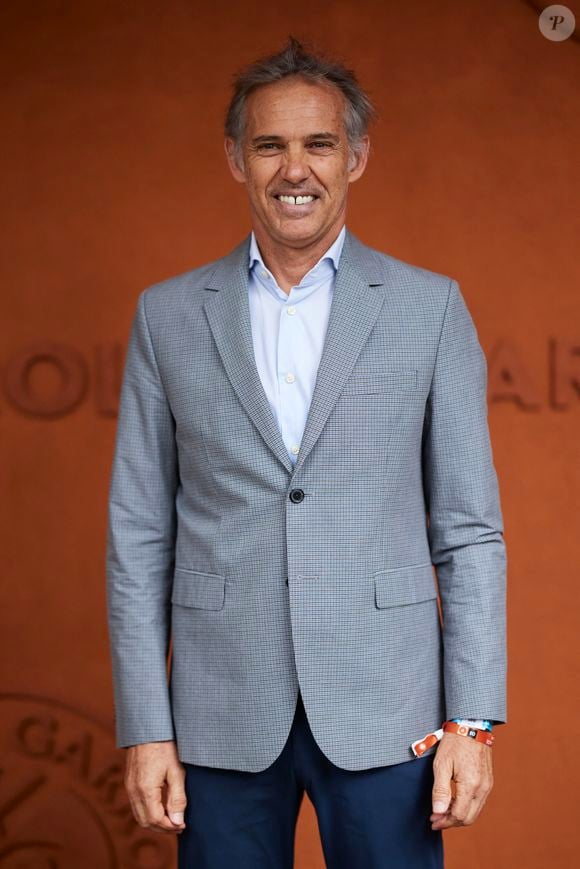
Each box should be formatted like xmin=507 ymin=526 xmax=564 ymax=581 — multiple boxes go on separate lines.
xmin=411 ymin=721 xmax=495 ymax=757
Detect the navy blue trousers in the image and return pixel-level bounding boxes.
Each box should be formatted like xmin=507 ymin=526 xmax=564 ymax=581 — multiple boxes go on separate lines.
xmin=178 ymin=690 xmax=444 ymax=868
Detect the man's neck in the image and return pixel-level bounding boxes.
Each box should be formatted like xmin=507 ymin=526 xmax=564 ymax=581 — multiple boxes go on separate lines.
xmin=252 ymin=223 xmax=345 ymax=295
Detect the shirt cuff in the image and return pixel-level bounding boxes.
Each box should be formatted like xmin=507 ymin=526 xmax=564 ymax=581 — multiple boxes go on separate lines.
xmin=449 ymin=717 xmax=494 ymax=732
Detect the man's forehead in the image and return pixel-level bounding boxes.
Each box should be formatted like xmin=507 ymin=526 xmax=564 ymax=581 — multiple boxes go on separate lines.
xmin=244 ymin=78 xmax=346 ymax=135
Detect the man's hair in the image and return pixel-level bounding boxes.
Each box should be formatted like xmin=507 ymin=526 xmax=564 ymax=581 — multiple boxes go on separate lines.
xmin=224 ymin=36 xmax=376 ymax=160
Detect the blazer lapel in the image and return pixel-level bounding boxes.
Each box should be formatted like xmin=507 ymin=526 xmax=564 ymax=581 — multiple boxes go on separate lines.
xmin=291 ymin=229 xmax=386 ymax=477
xmin=202 ymin=228 xmax=386 ymax=478
xmin=203 ymin=236 xmax=295 ymax=474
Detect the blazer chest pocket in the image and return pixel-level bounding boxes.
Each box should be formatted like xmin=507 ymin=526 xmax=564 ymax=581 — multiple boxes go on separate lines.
xmin=342 ymin=368 xmax=418 ymax=395
xmin=374 ymin=561 xmax=437 ymax=608
xmin=171 ymin=566 xmax=226 ymax=610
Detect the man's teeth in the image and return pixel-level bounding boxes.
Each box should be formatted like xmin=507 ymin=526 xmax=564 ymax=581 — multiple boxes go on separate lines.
xmin=277 ymin=195 xmax=315 ymax=205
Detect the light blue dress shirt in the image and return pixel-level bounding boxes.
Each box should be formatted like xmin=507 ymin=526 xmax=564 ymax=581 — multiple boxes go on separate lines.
xmin=247 ymin=224 xmax=346 ymax=468
xmin=246 ymin=224 xmax=492 ymax=732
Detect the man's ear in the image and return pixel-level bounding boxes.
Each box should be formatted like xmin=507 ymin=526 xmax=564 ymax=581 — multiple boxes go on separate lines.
xmin=347 ymin=135 xmax=370 ymax=183
xmin=224 ymin=138 xmax=246 ymax=183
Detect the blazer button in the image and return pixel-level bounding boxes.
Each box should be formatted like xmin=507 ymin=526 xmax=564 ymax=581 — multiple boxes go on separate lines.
xmin=289 ymin=488 xmax=304 ymax=503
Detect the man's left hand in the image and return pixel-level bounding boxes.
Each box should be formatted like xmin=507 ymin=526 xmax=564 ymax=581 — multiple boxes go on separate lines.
xmin=430 ymin=731 xmax=494 ymax=829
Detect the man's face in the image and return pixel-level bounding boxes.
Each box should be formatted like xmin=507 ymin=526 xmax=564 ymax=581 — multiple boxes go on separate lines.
xmin=225 ymin=76 xmax=369 ymax=249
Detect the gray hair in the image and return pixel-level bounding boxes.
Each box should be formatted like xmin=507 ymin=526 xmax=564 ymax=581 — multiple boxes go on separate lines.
xmin=224 ymin=36 xmax=377 ymax=161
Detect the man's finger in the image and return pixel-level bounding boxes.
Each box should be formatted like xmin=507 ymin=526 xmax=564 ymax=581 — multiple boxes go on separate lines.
xmin=462 ymin=794 xmax=484 ymax=827
xmin=463 ymin=781 xmax=492 ymax=826
xmin=432 ymin=775 xmax=483 ymax=830
xmin=141 ymin=785 xmax=180 ymax=832
xmin=166 ymin=763 xmax=187 ymax=826
xmin=431 ymin=758 xmax=453 ymax=814
xmin=447 ymin=773 xmax=478 ymax=825
xmin=125 ymin=781 xmax=149 ymax=828
xmin=128 ymin=795 xmax=148 ymax=828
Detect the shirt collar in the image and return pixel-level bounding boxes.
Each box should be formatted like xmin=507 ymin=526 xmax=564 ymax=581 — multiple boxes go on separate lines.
xmin=248 ymin=225 xmax=346 ymax=279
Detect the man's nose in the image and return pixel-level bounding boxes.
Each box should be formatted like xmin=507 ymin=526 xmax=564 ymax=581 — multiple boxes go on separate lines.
xmin=281 ymin=148 xmax=310 ymax=183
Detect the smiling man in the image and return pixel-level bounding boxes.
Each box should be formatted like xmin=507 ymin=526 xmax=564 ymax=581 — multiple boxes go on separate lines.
xmin=106 ymin=37 xmax=507 ymax=869
xmin=224 ymin=71 xmax=365 ymax=282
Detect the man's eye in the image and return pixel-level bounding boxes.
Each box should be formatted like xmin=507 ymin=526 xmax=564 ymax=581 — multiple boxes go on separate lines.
xmin=257 ymin=143 xmax=281 ymax=151
xmin=309 ymin=142 xmax=333 ymax=149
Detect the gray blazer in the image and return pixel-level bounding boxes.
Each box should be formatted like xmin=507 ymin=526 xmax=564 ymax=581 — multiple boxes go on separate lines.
xmin=105 ymin=228 xmax=507 ymax=772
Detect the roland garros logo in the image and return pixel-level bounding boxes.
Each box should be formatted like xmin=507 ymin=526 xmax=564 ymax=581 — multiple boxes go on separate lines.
xmin=0 ymin=339 xmax=579 ymax=415
xmin=0 ymin=694 xmax=174 ymax=868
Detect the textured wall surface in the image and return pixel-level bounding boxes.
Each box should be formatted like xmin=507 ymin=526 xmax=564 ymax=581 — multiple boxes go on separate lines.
xmin=1 ymin=1 xmax=578 ymax=866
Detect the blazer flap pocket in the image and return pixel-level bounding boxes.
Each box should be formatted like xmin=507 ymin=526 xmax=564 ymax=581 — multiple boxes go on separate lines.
xmin=374 ymin=561 xmax=437 ymax=608
xmin=342 ymin=368 xmax=417 ymax=394
xmin=171 ymin=567 xmax=226 ymax=610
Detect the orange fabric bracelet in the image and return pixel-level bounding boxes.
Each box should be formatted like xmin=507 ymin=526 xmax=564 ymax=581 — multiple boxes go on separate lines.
xmin=443 ymin=721 xmax=495 ymax=747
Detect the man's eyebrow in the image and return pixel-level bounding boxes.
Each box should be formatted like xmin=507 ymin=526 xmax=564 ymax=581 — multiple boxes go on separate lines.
xmin=250 ymin=135 xmax=285 ymax=145
xmin=250 ymin=132 xmax=340 ymax=145
xmin=304 ymin=132 xmax=339 ymax=142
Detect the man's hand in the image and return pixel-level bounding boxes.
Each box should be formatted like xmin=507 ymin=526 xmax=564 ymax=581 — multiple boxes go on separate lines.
xmin=430 ymin=732 xmax=494 ymax=830
xmin=124 ymin=741 xmax=187 ymax=834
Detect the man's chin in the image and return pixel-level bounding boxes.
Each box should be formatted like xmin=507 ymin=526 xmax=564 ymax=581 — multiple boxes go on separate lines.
xmin=266 ymin=217 xmax=328 ymax=246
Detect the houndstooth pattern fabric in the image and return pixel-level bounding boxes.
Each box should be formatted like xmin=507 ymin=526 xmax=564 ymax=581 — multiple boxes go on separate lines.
xmin=105 ymin=228 xmax=507 ymax=771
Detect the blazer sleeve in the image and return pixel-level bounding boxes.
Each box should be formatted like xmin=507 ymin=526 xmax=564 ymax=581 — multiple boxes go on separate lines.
xmin=421 ymin=278 xmax=508 ymax=725
xmin=105 ymin=289 xmax=178 ymax=748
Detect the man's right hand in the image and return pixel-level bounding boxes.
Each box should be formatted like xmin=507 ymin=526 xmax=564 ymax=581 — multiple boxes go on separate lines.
xmin=124 ymin=741 xmax=187 ymax=834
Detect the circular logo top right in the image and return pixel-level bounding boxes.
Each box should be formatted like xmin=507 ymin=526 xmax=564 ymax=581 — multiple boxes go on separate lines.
xmin=538 ymin=4 xmax=576 ymax=41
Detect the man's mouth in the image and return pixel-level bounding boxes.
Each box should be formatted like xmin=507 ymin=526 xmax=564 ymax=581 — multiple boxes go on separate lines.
xmin=273 ymin=194 xmax=318 ymax=205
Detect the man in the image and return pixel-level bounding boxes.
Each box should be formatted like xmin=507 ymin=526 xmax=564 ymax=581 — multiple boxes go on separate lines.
xmin=106 ymin=37 xmax=507 ymax=868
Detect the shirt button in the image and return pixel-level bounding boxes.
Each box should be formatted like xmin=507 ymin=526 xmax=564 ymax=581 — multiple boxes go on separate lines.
xmin=287 ymin=306 xmax=297 ymax=315
xmin=261 ymin=270 xmax=269 ymax=279
xmin=290 ymin=445 xmax=300 ymax=455
xmin=285 ymin=373 xmax=295 ymax=384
